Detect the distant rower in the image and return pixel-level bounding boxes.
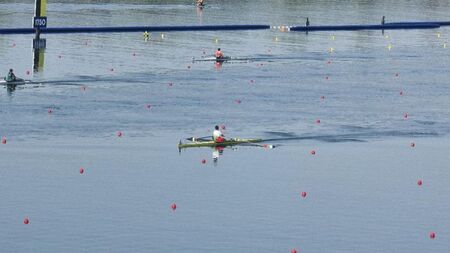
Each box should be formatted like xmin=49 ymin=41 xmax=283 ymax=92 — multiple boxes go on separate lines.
xmin=213 ymin=125 xmax=225 ymax=143
xmin=215 ymin=48 xmax=224 ymax=60
xmin=196 ymin=0 xmax=205 ymax=7
xmin=4 ymin=69 xmax=16 ymax=82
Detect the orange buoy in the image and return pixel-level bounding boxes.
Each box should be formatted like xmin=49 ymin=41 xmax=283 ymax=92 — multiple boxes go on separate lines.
xmin=79 ymin=167 xmax=84 ymax=174
xmin=171 ymin=203 xmax=177 ymax=211
xmin=417 ymin=179 xmax=422 ymax=186
xmin=429 ymin=232 xmax=436 ymax=239
xmin=23 ymin=217 xmax=29 ymax=224
xmin=301 ymin=192 xmax=307 ymax=198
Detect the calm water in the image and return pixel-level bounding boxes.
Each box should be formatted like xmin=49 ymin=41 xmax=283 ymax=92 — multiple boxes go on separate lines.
xmin=1 ymin=1 xmax=450 ymax=252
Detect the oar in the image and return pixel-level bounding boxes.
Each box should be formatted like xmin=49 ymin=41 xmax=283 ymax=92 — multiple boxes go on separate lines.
xmin=186 ymin=136 xmax=212 ymax=141
xmin=240 ymin=142 xmax=276 ymax=149
xmin=231 ymin=139 xmax=275 ymax=149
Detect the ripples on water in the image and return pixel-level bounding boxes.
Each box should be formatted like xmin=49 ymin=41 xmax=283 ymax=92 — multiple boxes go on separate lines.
xmin=1 ymin=1 xmax=450 ymax=252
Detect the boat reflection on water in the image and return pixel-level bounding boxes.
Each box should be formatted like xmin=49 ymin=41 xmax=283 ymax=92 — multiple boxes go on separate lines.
xmin=214 ymin=61 xmax=223 ymax=70
xmin=212 ymin=146 xmax=224 ymax=165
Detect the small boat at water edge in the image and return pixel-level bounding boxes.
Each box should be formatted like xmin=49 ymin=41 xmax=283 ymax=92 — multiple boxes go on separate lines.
xmin=0 ymin=78 xmax=30 ymax=86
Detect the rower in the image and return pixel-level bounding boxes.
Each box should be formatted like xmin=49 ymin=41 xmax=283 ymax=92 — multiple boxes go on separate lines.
xmin=5 ymin=69 xmax=16 ymax=82
xmin=381 ymin=16 xmax=385 ymax=25
xmin=213 ymin=125 xmax=225 ymax=143
xmin=306 ymin=17 xmax=310 ymax=27
xmin=196 ymin=0 xmax=205 ymax=7
xmin=215 ymin=48 xmax=224 ymax=60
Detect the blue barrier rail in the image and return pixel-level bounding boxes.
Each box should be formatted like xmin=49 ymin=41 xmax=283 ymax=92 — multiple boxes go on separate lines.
xmin=290 ymin=22 xmax=445 ymax=32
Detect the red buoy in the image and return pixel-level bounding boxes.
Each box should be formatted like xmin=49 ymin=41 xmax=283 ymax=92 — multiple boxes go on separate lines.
xmin=399 ymin=90 xmax=403 ymax=96
xmin=168 ymin=82 xmax=173 ymax=87
xmin=310 ymin=150 xmax=316 ymax=155
xmin=316 ymin=119 xmax=321 ymax=124
xmin=221 ymin=125 xmax=226 ymax=130
xmin=23 ymin=217 xmax=29 ymax=224
xmin=201 ymin=159 xmax=206 ymax=164
xmin=320 ymin=95 xmax=325 ymax=100
xmin=301 ymin=192 xmax=307 ymax=198
xmin=235 ymin=99 xmax=241 ymax=104
xmin=117 ymin=131 xmax=123 ymax=137
xmin=1 ymin=137 xmax=6 ymax=144
xmin=79 ymin=167 xmax=84 ymax=174
xmin=26 ymin=70 xmax=30 ymax=75
xmin=429 ymin=232 xmax=436 ymax=239
xmin=48 ymin=108 xmax=53 ymax=114
xmin=250 ymin=79 xmax=255 ymax=84
xmin=417 ymin=179 xmax=422 ymax=186
xmin=291 ymin=248 xmax=297 ymax=253
xmin=403 ymin=112 xmax=408 ymax=119
xmin=410 ymin=142 xmax=415 ymax=148
xmin=171 ymin=203 xmax=177 ymax=211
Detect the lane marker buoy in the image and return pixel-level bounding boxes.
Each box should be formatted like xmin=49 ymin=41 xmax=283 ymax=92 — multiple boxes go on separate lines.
xmin=429 ymin=232 xmax=436 ymax=239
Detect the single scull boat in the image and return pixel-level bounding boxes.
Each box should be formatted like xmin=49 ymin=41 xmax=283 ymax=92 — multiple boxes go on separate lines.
xmin=178 ymin=138 xmax=263 ymax=149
